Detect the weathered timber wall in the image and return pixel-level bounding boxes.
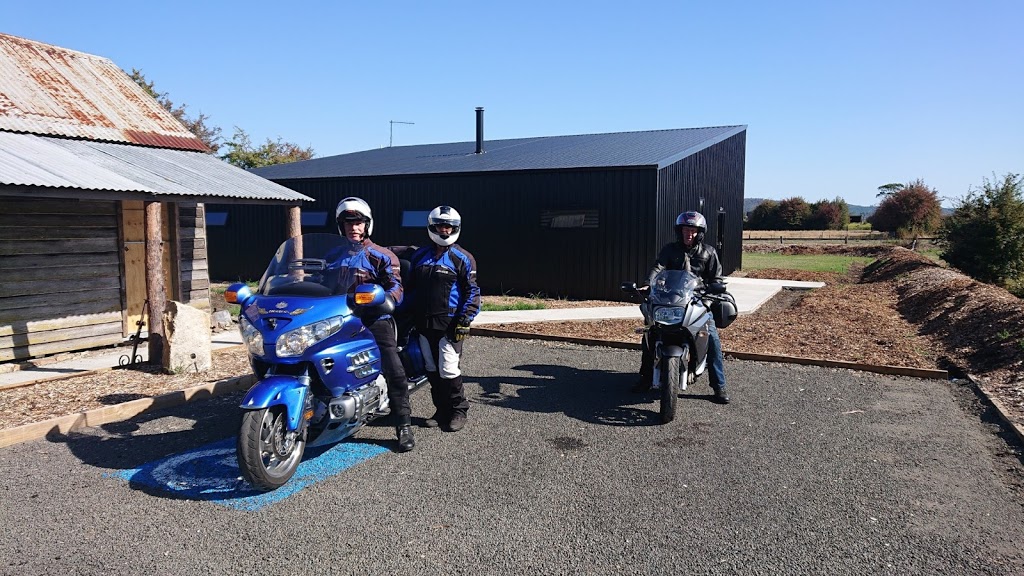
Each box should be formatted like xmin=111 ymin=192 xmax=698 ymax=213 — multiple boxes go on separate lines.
xmin=177 ymin=203 xmax=210 ymax=309
xmin=0 ymin=198 xmax=124 ymax=362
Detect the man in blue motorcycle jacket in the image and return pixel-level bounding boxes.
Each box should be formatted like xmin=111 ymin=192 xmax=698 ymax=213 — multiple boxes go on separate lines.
xmin=331 ymin=197 xmax=416 ymax=452
xmin=402 ymin=206 xmax=480 ymax=432
xmin=633 ymin=210 xmax=730 ymax=404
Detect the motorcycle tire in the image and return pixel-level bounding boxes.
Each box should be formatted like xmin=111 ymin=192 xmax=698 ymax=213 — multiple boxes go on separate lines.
xmin=660 ymin=355 xmax=682 ymax=424
xmin=237 ymin=406 xmax=307 ymax=491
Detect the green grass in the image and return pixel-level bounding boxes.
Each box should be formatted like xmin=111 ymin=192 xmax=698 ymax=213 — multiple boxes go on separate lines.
xmin=742 ymin=252 xmax=875 ymax=274
xmin=212 ymin=280 xmax=259 ymax=294
xmin=480 ymin=301 xmax=548 ymax=312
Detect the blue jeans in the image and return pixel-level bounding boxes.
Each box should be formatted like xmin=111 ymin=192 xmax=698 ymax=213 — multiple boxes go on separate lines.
xmin=706 ymin=322 xmax=727 ymax=389
xmin=640 ymin=321 xmax=727 ymax=389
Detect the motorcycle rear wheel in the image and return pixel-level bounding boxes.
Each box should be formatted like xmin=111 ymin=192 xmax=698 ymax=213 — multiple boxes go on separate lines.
xmin=659 ymin=355 xmax=682 ymax=424
xmin=237 ymin=406 xmax=306 ymax=491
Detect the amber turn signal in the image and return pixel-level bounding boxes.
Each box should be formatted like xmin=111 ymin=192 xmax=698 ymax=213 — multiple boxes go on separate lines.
xmin=354 ymin=292 xmax=374 ymax=305
xmin=224 ymin=290 xmax=238 ymax=304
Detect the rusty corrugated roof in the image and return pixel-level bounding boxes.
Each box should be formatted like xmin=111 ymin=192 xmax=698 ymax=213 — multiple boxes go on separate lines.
xmin=0 ymin=33 xmax=208 ymax=152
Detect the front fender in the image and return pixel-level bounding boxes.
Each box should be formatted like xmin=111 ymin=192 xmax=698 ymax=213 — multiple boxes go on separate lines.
xmin=658 ymin=344 xmax=686 ymax=358
xmin=239 ymin=375 xmax=309 ymax=432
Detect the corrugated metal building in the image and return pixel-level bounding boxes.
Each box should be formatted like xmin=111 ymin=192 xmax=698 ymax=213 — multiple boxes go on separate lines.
xmin=0 ymin=33 xmax=310 ymax=363
xmin=211 ymin=114 xmax=746 ymax=301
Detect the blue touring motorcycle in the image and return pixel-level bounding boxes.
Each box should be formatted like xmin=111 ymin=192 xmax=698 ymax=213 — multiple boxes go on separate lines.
xmin=226 ymin=233 xmax=425 ymax=491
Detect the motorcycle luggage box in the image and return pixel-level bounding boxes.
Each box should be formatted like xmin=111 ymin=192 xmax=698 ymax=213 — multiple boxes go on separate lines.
xmin=711 ymin=292 xmax=738 ymax=329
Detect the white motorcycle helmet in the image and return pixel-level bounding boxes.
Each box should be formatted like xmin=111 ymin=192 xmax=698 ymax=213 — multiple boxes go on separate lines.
xmin=427 ymin=205 xmax=461 ymax=247
xmin=335 ymin=196 xmax=373 ymax=238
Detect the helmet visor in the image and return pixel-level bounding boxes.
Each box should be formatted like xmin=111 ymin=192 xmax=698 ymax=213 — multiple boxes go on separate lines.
xmin=428 ymin=216 xmax=460 ymax=229
xmin=340 ymin=210 xmax=369 ymax=223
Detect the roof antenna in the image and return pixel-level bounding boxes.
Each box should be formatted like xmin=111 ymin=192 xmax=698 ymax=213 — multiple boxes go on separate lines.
xmin=389 ymin=120 xmax=415 ymax=147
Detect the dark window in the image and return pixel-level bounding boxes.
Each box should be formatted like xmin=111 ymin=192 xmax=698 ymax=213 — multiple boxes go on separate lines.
xmin=402 ymin=210 xmax=432 ymax=227
xmin=717 ymin=209 xmax=726 ymax=252
xmin=540 ymin=209 xmax=598 ymax=229
xmin=301 ymin=211 xmax=328 ymax=227
xmin=206 ymin=212 xmax=229 ymax=226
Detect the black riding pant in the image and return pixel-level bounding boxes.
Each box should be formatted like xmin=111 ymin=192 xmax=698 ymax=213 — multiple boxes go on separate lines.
xmin=367 ymin=317 xmax=411 ymax=426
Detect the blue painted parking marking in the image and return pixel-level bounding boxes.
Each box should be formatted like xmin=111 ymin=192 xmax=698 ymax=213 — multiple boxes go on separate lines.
xmin=109 ymin=438 xmax=388 ymax=511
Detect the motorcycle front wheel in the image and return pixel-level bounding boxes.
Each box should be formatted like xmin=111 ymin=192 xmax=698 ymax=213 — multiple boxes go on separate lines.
xmin=659 ymin=354 xmax=683 ymax=424
xmin=237 ymin=406 xmax=307 ymax=491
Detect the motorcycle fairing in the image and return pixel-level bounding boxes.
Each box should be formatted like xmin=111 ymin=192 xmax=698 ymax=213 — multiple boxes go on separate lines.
xmin=240 ymin=375 xmax=310 ymax=431
xmin=314 ymin=338 xmax=383 ymax=396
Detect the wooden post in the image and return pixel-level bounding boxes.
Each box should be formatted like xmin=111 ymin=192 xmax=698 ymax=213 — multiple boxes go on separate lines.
xmin=287 ymin=205 xmax=301 ymax=239
xmin=145 ymin=201 xmax=166 ymax=365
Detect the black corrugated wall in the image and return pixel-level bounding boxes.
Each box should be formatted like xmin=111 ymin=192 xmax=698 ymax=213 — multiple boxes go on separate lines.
xmin=655 ymin=132 xmax=746 ymax=274
xmin=209 ymin=168 xmax=659 ymax=300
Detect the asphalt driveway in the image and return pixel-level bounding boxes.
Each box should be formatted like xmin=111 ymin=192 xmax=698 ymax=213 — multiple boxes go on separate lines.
xmin=2 ymin=337 xmax=1023 ymax=575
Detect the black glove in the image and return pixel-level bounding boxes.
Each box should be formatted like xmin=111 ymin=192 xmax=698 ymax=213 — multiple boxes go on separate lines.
xmin=447 ymin=320 xmax=471 ymax=343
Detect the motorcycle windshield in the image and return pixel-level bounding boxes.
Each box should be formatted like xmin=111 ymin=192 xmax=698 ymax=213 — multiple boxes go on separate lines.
xmin=257 ymin=233 xmax=361 ymax=297
xmin=649 ymin=269 xmax=700 ymax=306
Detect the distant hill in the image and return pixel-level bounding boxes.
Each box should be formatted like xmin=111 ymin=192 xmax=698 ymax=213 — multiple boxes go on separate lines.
xmin=744 ymin=198 xmax=876 ymax=217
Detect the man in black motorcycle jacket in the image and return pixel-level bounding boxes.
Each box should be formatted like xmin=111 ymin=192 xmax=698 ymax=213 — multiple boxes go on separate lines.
xmin=634 ymin=210 xmax=730 ymax=404
xmin=331 ymin=196 xmax=416 ymax=452
xmin=402 ymin=205 xmax=481 ymax=432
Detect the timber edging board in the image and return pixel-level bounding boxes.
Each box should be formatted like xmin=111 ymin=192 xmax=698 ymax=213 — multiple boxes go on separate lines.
xmin=470 ymin=327 xmax=950 ymax=379
xmin=968 ymin=375 xmax=1024 ymax=445
xmin=0 ymin=374 xmax=255 ymax=449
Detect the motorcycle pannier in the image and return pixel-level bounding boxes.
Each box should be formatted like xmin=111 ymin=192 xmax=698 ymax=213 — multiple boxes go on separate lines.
xmin=710 ymin=292 xmax=738 ymax=329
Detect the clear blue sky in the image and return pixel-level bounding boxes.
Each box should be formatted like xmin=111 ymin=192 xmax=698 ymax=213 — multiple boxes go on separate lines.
xmin=5 ymin=0 xmax=1022 ymax=207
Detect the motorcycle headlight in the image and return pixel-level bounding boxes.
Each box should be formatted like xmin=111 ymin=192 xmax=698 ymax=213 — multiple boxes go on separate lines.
xmin=275 ymin=316 xmax=344 ymax=357
xmin=238 ymin=315 xmax=264 ymax=356
xmin=654 ymin=306 xmax=685 ymax=325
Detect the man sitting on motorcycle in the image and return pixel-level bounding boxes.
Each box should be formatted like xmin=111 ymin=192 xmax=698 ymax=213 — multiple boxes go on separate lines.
xmin=633 ymin=210 xmax=730 ymax=404
xmin=331 ymin=196 xmax=416 ymax=451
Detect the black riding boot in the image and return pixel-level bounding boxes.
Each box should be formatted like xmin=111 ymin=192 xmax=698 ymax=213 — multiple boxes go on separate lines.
xmin=711 ymin=384 xmax=731 ymax=404
xmin=396 ymin=412 xmax=415 ymax=452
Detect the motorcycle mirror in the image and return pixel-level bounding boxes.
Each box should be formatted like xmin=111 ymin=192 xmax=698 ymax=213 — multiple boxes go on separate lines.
xmin=225 ymin=282 xmax=254 ymax=307
xmin=707 ymin=281 xmax=728 ymax=295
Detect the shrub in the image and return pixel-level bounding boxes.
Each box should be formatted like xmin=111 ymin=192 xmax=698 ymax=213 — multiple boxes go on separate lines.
xmin=746 ymin=200 xmax=781 ymax=230
xmin=868 ymin=179 xmax=943 ymax=238
xmin=807 ymin=197 xmax=850 ymax=230
xmin=939 ymin=173 xmax=1024 ymax=288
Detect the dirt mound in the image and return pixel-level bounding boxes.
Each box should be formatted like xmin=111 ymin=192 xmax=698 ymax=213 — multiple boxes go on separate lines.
xmin=864 ymin=247 xmax=1024 ymax=394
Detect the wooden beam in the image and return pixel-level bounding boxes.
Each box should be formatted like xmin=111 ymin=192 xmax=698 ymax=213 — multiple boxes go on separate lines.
xmin=145 ymin=201 xmax=166 ymax=365
xmin=0 ymin=374 xmax=255 ymax=448
xmin=287 ymin=205 xmax=302 ymax=239
xmin=468 ymin=329 xmax=950 ymax=380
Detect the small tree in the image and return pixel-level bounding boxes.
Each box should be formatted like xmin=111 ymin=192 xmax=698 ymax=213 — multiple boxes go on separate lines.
xmin=807 ymin=197 xmax=850 ymax=230
xmin=876 ymin=182 xmax=905 ymax=198
xmin=776 ymin=197 xmax=812 ymax=230
xmin=867 ymin=179 xmax=943 ymax=237
xmin=939 ymin=173 xmax=1024 ymax=288
xmin=746 ymin=200 xmax=782 ymax=230
xmin=220 ymin=127 xmax=315 ymax=169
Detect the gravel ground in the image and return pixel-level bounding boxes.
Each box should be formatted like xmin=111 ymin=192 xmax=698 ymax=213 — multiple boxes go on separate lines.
xmin=2 ymin=338 xmax=1024 ymax=575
